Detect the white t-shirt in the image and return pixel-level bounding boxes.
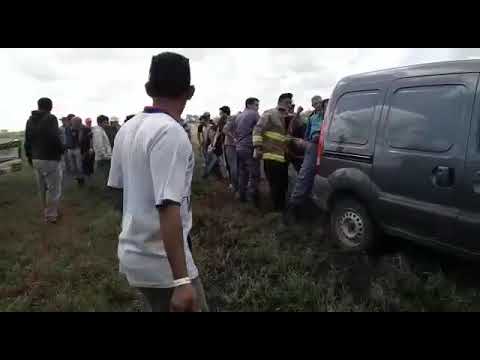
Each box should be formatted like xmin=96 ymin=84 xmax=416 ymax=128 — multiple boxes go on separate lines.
xmin=107 ymin=111 xmax=198 ymax=288
xmin=91 ymin=126 xmax=112 ymax=161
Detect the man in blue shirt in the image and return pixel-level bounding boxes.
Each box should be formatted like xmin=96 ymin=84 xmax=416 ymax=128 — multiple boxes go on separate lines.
xmin=284 ymin=95 xmax=325 ymax=224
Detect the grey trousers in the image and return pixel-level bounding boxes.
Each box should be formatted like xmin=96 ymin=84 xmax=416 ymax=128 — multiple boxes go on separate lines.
xmin=67 ymin=148 xmax=84 ymax=180
xmin=95 ymin=159 xmax=111 ymax=188
xmin=32 ymin=160 xmax=62 ymax=222
xmin=138 ymin=278 xmax=209 ymax=312
xmin=289 ymin=141 xmax=318 ymax=206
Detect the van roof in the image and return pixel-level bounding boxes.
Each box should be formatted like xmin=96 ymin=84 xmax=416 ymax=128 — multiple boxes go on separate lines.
xmin=339 ymin=59 xmax=480 ymax=86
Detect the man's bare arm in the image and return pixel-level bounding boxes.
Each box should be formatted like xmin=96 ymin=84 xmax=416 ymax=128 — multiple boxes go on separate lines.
xmin=158 ymin=204 xmax=188 ymax=279
xmin=158 ymin=203 xmax=198 ymax=312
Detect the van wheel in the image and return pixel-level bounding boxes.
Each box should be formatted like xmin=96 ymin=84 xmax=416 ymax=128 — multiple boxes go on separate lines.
xmin=331 ymin=198 xmax=375 ymax=251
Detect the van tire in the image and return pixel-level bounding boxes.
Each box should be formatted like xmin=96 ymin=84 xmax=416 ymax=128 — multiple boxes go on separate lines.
xmin=330 ymin=198 xmax=375 ymax=252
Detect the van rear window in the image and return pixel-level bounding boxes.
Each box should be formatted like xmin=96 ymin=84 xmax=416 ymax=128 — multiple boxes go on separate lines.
xmin=328 ymin=91 xmax=379 ymax=145
xmin=386 ymin=85 xmax=467 ymax=153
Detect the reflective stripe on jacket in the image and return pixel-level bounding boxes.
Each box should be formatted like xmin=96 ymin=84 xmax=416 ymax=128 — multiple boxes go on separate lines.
xmin=252 ymin=107 xmax=289 ymax=163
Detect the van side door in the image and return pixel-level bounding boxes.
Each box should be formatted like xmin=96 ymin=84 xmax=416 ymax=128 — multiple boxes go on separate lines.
xmin=373 ymin=73 xmax=477 ymax=245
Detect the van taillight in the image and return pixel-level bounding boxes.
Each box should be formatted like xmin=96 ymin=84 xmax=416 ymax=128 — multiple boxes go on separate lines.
xmin=316 ymin=112 xmax=329 ymax=173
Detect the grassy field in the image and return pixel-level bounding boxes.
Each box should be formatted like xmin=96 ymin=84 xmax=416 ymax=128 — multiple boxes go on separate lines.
xmin=2 ymin=135 xmax=480 ymax=311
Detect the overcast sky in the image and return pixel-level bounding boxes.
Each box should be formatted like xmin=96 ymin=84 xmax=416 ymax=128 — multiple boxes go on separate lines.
xmin=2 ymin=48 xmax=480 ymax=131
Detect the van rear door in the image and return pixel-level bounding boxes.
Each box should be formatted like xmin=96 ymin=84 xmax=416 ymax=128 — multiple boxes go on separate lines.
xmin=373 ymin=73 xmax=477 ymax=245
xmin=454 ymin=76 xmax=480 ymax=253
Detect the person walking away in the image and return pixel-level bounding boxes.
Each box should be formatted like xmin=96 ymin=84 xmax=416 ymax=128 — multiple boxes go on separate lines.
xmin=221 ymin=106 xmax=238 ymax=192
xmin=66 ymin=117 xmax=86 ymax=186
xmin=253 ymin=93 xmax=296 ymax=212
xmin=92 ymin=115 xmax=112 ymax=188
xmin=235 ymin=97 xmax=261 ymax=205
xmin=107 ymin=52 xmax=208 ymax=312
xmin=284 ymin=96 xmax=326 ymax=224
xmin=81 ymin=118 xmax=95 ymax=178
xmin=24 ymin=98 xmax=64 ymax=224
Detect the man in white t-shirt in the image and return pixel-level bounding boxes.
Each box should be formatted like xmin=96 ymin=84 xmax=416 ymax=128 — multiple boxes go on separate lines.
xmin=92 ymin=115 xmax=112 ymax=188
xmin=107 ymin=52 xmax=207 ymax=312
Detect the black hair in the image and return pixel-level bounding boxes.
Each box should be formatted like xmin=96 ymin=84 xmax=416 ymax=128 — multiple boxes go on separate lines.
xmin=145 ymin=52 xmax=191 ymax=98
xmin=219 ymin=106 xmax=231 ymax=116
xmin=38 ymin=97 xmax=53 ymax=112
xmin=67 ymin=114 xmax=76 ymax=120
xmin=97 ymin=115 xmax=109 ymax=125
xmin=278 ymin=93 xmax=293 ymax=103
xmin=245 ymin=97 xmax=259 ymax=108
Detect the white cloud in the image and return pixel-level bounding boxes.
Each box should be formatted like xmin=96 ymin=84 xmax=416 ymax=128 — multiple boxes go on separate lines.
xmin=1 ymin=48 xmax=480 ymax=131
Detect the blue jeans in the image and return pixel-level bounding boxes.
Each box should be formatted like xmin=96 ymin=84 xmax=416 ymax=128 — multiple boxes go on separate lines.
xmin=237 ymin=149 xmax=260 ymax=200
xmin=289 ymin=141 xmax=318 ymax=206
xmin=203 ymin=152 xmax=225 ymax=179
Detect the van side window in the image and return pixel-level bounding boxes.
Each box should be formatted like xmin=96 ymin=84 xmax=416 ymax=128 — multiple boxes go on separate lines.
xmin=386 ymin=85 xmax=467 ymax=153
xmin=328 ymin=91 xmax=379 ymax=145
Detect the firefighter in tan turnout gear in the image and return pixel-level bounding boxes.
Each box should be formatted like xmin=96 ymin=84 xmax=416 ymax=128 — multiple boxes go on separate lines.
xmin=253 ymin=93 xmax=300 ymax=211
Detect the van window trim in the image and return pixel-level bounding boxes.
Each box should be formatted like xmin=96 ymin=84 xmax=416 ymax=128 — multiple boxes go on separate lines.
xmin=384 ymin=82 xmax=469 ymax=154
xmin=327 ymin=89 xmax=381 ymax=146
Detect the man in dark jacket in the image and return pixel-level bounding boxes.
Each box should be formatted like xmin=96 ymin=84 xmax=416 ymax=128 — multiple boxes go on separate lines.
xmin=24 ymin=98 xmax=64 ymax=224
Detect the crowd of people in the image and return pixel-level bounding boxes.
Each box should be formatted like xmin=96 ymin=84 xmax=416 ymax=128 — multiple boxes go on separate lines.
xmin=196 ymin=93 xmax=328 ymax=223
xmin=23 ymin=51 xmax=328 ymax=312
xmin=24 ymin=99 xmax=135 ymax=223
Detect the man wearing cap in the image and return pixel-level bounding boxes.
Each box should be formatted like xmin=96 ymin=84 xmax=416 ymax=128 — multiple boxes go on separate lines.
xmin=108 ymin=52 xmax=208 ymax=312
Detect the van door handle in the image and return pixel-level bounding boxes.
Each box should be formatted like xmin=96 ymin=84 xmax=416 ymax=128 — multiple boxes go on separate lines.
xmin=432 ymin=166 xmax=454 ymax=188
